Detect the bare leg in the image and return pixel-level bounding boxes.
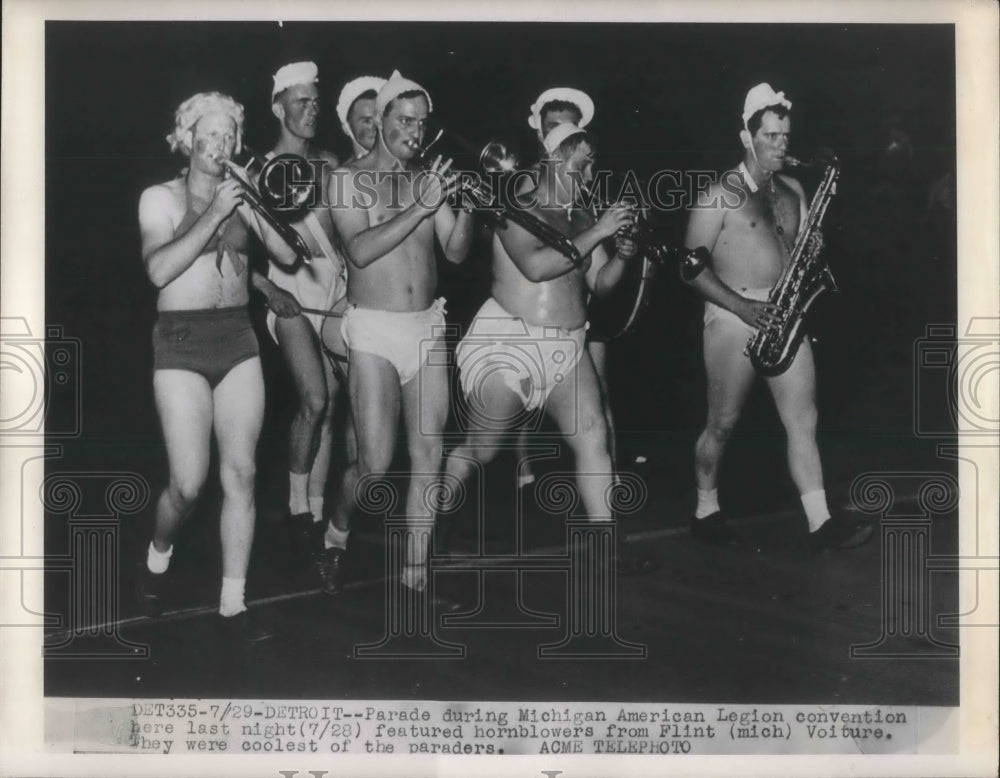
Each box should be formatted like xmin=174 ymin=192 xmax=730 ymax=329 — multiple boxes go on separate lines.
xmin=328 ymin=349 xmax=400 ymax=534
xmin=275 ymin=315 xmax=328 ymax=513
xmin=587 ymin=339 xmax=617 ymax=471
xmin=545 ymin=350 xmax=613 ymax=521
xmin=151 ymin=370 xmax=214 ymax=551
xmin=765 ymin=339 xmax=824 ymax=494
xmin=400 ymin=342 xmax=456 ymax=590
xmin=695 ymin=320 xmax=758 ymax=492
xmin=308 ymin=353 xmax=342 ymax=509
xmin=212 ymin=357 xmax=265 ymax=581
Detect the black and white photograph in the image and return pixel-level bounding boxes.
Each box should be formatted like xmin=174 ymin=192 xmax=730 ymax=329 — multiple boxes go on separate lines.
xmin=1 ymin=1 xmax=997 ymax=776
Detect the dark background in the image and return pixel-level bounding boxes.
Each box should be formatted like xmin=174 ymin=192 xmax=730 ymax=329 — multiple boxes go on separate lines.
xmin=45 ymin=20 xmax=956 ymax=465
xmin=43 ymin=22 xmax=958 ymax=699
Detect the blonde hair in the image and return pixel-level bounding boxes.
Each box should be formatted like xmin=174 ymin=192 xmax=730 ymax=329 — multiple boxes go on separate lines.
xmin=165 ymin=91 xmax=245 ymax=155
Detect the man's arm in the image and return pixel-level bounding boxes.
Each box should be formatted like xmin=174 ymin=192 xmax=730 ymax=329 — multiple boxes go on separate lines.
xmin=587 ymin=234 xmax=638 ymax=298
xmin=139 ymin=182 xmax=237 ymax=288
xmin=496 ymin=203 xmax=629 ymax=283
xmin=329 ymin=169 xmax=433 ymax=269
xmin=250 ymin=270 xmax=301 ymax=317
xmin=433 ymin=203 xmax=475 ymax=264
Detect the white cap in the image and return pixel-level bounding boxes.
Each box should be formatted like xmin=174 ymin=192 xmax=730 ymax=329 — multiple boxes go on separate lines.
xmin=528 ymin=87 xmax=595 ymax=132
xmin=336 ymin=75 xmax=387 ymax=136
xmin=542 ymin=122 xmax=586 ymax=155
xmin=272 ymin=61 xmax=319 ymax=101
xmin=742 ymin=82 xmax=792 ymax=127
xmin=375 ymin=69 xmax=433 ymax=118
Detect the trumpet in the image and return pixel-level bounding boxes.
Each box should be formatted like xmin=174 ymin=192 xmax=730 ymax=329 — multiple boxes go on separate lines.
xmin=580 ymin=184 xmax=678 ymax=265
xmin=212 ymin=147 xmax=313 ymax=265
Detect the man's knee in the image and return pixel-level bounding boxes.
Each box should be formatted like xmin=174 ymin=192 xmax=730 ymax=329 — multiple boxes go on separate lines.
xmin=704 ymin=411 xmax=740 ymax=442
xmin=167 ymin=475 xmax=204 ymax=508
xmin=299 ymin=385 xmax=328 ymax=420
xmin=781 ymin=404 xmax=818 ymax=436
xmin=570 ymin=410 xmax=609 ymax=453
xmin=409 ymin=437 xmax=444 ymax=471
xmin=219 ymin=460 xmax=256 ymax=495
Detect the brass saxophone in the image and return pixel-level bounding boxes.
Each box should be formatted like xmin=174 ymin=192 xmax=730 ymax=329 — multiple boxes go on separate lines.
xmin=744 ymin=154 xmax=840 ymax=375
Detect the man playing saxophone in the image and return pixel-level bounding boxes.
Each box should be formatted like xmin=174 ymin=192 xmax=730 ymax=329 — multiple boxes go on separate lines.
xmin=682 ymin=83 xmax=872 ymax=553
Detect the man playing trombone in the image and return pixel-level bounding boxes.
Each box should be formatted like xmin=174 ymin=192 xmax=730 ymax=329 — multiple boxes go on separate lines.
xmin=318 ymin=70 xmax=474 ymax=597
xmin=248 ymin=62 xmax=353 ymax=569
xmin=443 ymin=123 xmax=644 ymax=565
xmin=135 ymin=91 xmax=302 ymax=641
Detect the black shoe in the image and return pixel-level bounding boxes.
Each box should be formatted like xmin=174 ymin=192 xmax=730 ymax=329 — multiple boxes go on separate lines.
xmin=218 ymin=609 xmax=274 ymax=643
xmin=690 ymin=512 xmax=738 ymax=545
xmin=808 ymin=515 xmax=875 ymax=554
xmin=316 ymin=546 xmax=346 ymax=595
xmin=134 ymin=565 xmax=168 ymax=617
xmin=285 ymin=511 xmax=317 ymax=563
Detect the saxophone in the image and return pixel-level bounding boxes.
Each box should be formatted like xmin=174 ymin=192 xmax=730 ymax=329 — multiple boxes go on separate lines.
xmin=744 ymin=154 xmax=840 ymax=375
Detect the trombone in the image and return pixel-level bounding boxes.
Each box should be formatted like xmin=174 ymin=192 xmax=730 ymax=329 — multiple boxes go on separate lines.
xmin=418 ymin=134 xmax=584 ymax=266
xmin=212 ymin=146 xmax=313 ymax=265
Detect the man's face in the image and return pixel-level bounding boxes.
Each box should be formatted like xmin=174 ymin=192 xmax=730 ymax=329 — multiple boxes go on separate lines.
xmin=380 ymin=94 xmax=430 ymax=160
xmin=750 ymin=111 xmax=791 ymax=172
xmin=558 ymin=139 xmax=596 ymax=201
xmin=190 ymin=111 xmax=238 ymax=172
xmin=347 ymin=97 xmax=377 ymax=152
xmin=541 ymin=107 xmax=583 ymax=139
xmin=277 ymin=83 xmax=320 ymax=140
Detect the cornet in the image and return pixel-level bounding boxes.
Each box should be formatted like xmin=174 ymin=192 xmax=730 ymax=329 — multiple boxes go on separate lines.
xmin=212 ymin=146 xmax=313 ymax=265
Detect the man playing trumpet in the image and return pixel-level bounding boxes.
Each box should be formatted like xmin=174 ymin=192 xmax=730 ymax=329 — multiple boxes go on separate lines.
xmin=135 ymin=91 xmax=301 ymax=641
xmin=683 ymin=82 xmax=872 ymax=553
xmin=319 ymin=70 xmax=474 ymax=596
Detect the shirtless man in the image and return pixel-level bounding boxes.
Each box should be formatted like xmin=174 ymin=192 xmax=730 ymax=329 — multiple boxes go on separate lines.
xmin=515 ymin=88 xmax=620 ymax=487
xmin=318 ymin=70 xmax=474 ymax=595
xmin=444 ymin=123 xmax=637 ymax=547
xmin=246 ymin=62 xmax=353 ymax=566
xmin=336 ymin=75 xmax=386 ymax=163
xmin=683 ymin=83 xmax=872 ymax=553
xmin=136 ymin=92 xmax=300 ymax=640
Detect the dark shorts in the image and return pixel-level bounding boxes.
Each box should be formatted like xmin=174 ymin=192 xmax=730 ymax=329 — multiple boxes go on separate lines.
xmin=152 ymin=306 xmax=259 ymax=388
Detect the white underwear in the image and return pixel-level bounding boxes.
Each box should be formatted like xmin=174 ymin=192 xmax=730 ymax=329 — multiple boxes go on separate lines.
xmin=456 ymin=297 xmax=586 ymax=412
xmin=340 ymin=298 xmax=447 ymax=385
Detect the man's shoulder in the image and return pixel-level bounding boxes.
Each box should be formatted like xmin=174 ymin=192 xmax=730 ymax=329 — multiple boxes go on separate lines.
xmin=140 ymin=178 xmax=183 ymax=205
xmin=776 ymin=172 xmax=806 ymax=199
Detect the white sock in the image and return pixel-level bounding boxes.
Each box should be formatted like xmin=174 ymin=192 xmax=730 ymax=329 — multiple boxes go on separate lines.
xmin=695 ymin=488 xmax=720 ymax=519
xmin=146 ymin=542 xmax=173 ymax=574
xmin=401 ymin=563 xmax=426 ymax=592
xmin=517 ymin=472 xmax=536 ymax=489
xmin=308 ymin=497 xmax=324 ymax=523
xmin=324 ymin=524 xmax=349 ymax=550
xmin=802 ymin=489 xmax=832 ymax=532
xmin=219 ymin=577 xmax=246 ymax=617
xmin=289 ymin=472 xmax=309 ymax=515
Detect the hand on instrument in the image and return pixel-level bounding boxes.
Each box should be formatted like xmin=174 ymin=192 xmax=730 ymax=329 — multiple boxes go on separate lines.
xmin=738 ymin=298 xmax=781 ymax=330
xmin=805 ymin=229 xmax=825 ymax=256
xmin=209 ymin=178 xmax=244 ymax=221
xmin=615 ymin=233 xmax=639 ymax=260
xmin=596 ymin=202 xmax=634 ymax=240
xmin=267 ymin=287 xmax=302 ymax=318
xmin=417 ymin=156 xmax=460 ymax=213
